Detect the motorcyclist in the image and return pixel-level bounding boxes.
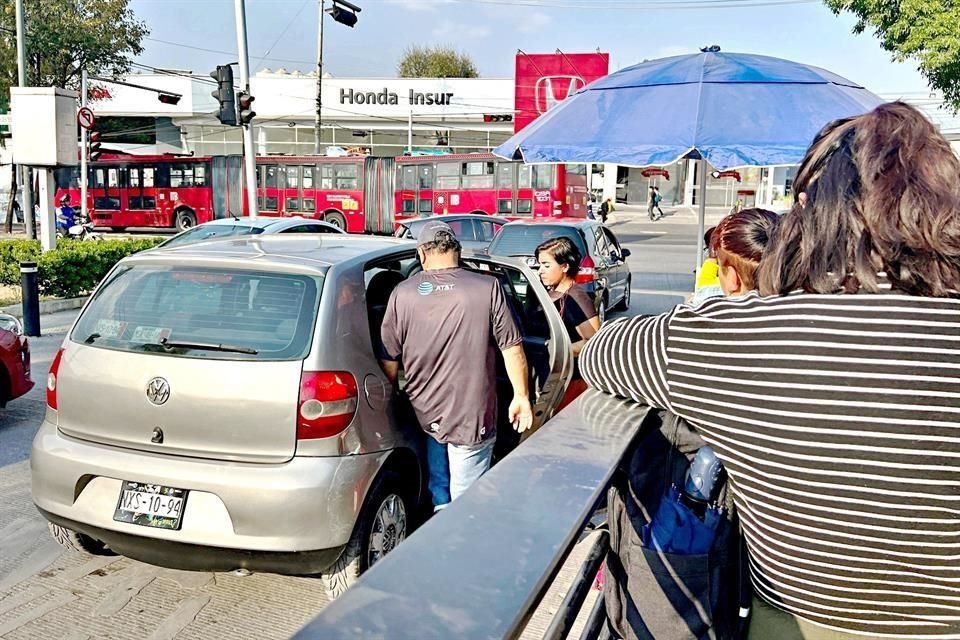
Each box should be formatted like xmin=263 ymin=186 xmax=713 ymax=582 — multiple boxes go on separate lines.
xmin=56 ymin=195 xmax=76 ymax=235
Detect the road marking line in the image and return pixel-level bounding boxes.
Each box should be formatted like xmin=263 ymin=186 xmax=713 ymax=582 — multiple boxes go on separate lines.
xmin=0 ymin=592 xmax=76 ymax=636
xmin=147 ymin=594 xmax=212 ymax=640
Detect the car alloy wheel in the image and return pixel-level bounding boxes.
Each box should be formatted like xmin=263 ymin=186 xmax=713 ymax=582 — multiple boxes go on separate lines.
xmin=368 ymin=494 xmax=407 ymax=567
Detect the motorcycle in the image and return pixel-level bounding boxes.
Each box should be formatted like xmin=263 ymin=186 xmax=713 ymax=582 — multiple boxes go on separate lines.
xmin=57 ymin=212 xmax=101 ymax=241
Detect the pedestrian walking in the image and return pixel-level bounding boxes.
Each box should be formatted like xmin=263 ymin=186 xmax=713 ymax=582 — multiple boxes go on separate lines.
xmin=653 ymin=186 xmax=665 ymax=218
xmin=647 ymin=186 xmax=661 ymax=221
xmin=380 ymin=220 xmax=533 ymax=511
xmin=599 ymin=197 xmax=613 ymax=223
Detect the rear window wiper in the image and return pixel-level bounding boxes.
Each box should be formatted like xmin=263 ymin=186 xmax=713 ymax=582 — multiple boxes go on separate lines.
xmin=157 ymin=337 xmax=259 ymax=355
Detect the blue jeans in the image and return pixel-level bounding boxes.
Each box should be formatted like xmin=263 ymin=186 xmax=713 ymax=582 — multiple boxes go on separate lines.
xmin=425 ymin=436 xmax=495 ymax=509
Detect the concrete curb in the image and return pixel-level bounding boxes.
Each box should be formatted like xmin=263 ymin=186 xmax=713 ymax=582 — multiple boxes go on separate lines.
xmin=0 ymin=296 xmax=87 ymax=318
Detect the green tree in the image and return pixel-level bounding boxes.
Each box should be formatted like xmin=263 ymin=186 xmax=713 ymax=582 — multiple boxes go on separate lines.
xmin=0 ymin=0 xmax=148 ymax=108
xmin=398 ymin=45 xmax=479 ymax=78
xmin=824 ymin=0 xmax=960 ymax=111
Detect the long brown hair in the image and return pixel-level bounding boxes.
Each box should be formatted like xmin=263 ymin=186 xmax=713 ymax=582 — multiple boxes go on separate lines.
xmin=712 ymin=208 xmax=780 ymax=291
xmin=756 ymin=101 xmax=960 ymax=297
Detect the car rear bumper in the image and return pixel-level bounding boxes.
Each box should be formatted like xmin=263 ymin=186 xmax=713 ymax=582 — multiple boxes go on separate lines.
xmin=31 ymin=420 xmax=391 ymax=564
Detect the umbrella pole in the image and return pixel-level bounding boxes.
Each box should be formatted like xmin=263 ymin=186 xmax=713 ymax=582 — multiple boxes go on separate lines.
xmin=695 ymin=157 xmax=707 ymax=286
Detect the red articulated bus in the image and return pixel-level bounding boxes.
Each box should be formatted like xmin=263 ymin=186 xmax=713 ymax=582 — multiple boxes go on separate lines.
xmin=54 ymin=152 xmax=589 ymax=234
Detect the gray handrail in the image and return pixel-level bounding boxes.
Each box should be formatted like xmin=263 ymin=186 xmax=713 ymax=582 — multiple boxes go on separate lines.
xmin=295 ymin=390 xmax=650 ymax=640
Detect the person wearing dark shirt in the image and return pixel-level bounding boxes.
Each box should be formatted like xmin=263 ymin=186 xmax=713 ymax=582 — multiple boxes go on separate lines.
xmin=380 ymin=220 xmax=533 ymax=511
xmin=536 ymin=236 xmax=600 ymax=411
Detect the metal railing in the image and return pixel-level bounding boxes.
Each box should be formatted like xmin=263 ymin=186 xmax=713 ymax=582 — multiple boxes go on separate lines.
xmin=294 ymin=390 xmax=651 ymax=640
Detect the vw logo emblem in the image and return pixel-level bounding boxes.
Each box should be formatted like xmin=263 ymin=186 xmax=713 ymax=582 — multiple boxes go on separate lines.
xmin=145 ymin=377 xmax=171 ymax=406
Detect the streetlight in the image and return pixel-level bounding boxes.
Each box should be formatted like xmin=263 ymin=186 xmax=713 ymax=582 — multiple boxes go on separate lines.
xmin=315 ymin=0 xmax=362 ymax=154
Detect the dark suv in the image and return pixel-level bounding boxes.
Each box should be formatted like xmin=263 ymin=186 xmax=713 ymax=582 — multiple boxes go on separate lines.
xmin=487 ymin=220 xmax=631 ymax=322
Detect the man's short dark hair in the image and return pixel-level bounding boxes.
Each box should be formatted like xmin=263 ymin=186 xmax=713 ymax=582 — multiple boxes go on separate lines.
xmin=420 ymin=230 xmax=461 ymax=255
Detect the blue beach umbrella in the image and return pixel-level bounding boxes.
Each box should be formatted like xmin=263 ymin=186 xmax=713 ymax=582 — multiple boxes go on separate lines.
xmin=494 ymin=48 xmax=884 ymax=262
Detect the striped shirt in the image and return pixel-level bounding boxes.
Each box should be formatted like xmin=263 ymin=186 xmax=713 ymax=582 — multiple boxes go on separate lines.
xmin=580 ymin=291 xmax=960 ymax=639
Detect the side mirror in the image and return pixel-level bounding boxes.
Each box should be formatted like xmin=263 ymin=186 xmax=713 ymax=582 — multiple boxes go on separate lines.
xmin=621 ymin=248 xmax=632 ymax=259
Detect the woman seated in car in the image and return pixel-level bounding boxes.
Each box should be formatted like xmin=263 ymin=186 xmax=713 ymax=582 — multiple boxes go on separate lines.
xmin=536 ymin=236 xmax=600 ymax=411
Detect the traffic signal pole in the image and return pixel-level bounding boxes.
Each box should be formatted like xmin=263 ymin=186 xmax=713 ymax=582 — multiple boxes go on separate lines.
xmin=80 ymin=69 xmax=88 ymax=220
xmin=234 ymin=0 xmax=259 ymax=218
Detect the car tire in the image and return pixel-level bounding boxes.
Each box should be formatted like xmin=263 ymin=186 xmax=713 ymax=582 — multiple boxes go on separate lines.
xmin=175 ymin=209 xmax=197 ymax=232
xmin=47 ymin=522 xmax=114 ymax=556
xmin=322 ymin=471 xmax=412 ymax=599
xmin=323 ymin=211 xmax=347 ymax=230
xmin=615 ymin=278 xmax=631 ymax=311
xmin=110 ymin=226 xmax=127 ymax=233
xmin=598 ymin=293 xmax=608 ymax=325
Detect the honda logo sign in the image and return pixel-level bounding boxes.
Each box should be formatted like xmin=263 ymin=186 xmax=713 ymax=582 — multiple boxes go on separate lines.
xmin=534 ymin=76 xmax=586 ymax=115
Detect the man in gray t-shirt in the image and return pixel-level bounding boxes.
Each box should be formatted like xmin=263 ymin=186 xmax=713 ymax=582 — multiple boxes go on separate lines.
xmin=380 ymin=220 xmax=532 ymax=509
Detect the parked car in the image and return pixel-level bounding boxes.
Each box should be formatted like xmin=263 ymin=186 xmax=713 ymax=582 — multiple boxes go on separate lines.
xmin=32 ymin=235 xmax=573 ymax=596
xmin=394 ymin=214 xmax=508 ymax=252
xmin=0 ymin=313 xmax=32 ymax=408
xmin=486 ymin=220 xmax=632 ymax=322
xmin=157 ymin=216 xmax=345 ymax=249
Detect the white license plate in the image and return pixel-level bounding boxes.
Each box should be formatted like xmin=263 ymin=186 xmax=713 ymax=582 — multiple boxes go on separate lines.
xmin=113 ymin=481 xmax=188 ymax=530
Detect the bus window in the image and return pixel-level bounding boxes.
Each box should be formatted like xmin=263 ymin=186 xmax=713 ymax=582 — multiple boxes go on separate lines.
xmin=170 ymin=163 xmax=206 ymax=188
xmin=54 ymin=167 xmax=80 ymax=189
xmin=400 ymin=166 xmax=416 ymax=190
xmin=286 ymin=197 xmax=300 ymax=212
xmin=92 ymin=168 xmax=108 ymax=188
xmin=264 ymin=165 xmax=280 ymax=188
xmin=143 ymin=167 xmax=155 ymax=187
xmin=334 ymin=164 xmax=358 ymax=190
xmin=156 ymin=164 xmax=171 ymax=188
xmin=497 ymin=164 xmax=515 ymax=189
xmin=462 ymin=162 xmax=494 ymax=189
xmin=286 ymin=166 xmax=300 ymax=189
xmin=194 ymin=164 xmax=208 ymax=187
xmin=418 ymin=165 xmax=434 ymax=189
xmin=302 ymin=166 xmax=315 ymax=189
xmin=532 ymin=166 xmax=555 ymax=189
xmin=436 ymin=162 xmax=460 ymax=190
xmin=107 ymin=168 xmax=120 ymax=188
xmin=518 ymin=165 xmax=532 ymax=189
xmin=320 ymin=164 xmax=333 ymax=189
xmin=130 ymin=167 xmax=141 ymax=188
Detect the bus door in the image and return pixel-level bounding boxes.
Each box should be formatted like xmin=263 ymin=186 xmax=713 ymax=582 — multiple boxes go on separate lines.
xmin=362 ymin=156 xmax=394 ymax=234
xmin=258 ymin=164 xmax=283 ymax=217
xmin=300 ymin=165 xmax=318 ymax=219
xmin=520 ymin=165 xmax=557 ymax=218
xmin=496 ymin=162 xmax=518 ymax=218
xmin=89 ymin=165 xmax=124 ymax=226
xmin=210 ymin=156 xmax=242 ymax=219
xmin=127 ymin=165 xmax=160 ymax=226
xmin=396 ymin=163 xmax=418 ymax=220
xmin=516 ymin=164 xmax=536 ymax=218
xmin=281 ymin=165 xmax=301 ymax=217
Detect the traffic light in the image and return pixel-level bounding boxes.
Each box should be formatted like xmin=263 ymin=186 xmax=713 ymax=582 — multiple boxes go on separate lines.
xmin=88 ymin=131 xmax=102 ymax=162
xmin=157 ymin=92 xmax=181 ymax=105
xmin=483 ymin=114 xmax=514 ymax=123
xmin=210 ymin=65 xmax=237 ymax=126
xmin=237 ymin=91 xmax=256 ymax=125
xmin=327 ymin=5 xmax=358 ymax=26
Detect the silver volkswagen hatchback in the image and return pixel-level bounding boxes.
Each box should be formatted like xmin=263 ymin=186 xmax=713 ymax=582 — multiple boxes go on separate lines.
xmin=32 ymin=235 xmax=572 ymax=596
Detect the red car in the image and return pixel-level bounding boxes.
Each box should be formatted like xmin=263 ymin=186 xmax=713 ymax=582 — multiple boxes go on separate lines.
xmin=0 ymin=314 xmax=33 ymax=407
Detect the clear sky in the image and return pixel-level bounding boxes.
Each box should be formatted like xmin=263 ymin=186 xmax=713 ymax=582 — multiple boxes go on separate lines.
xmin=130 ymin=0 xmax=931 ymax=98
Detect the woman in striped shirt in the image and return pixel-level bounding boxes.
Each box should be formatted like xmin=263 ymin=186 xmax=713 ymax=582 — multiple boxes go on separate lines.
xmin=581 ymin=101 xmax=960 ymax=639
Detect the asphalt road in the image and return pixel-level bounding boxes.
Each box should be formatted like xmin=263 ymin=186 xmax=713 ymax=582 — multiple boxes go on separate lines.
xmin=0 ymin=212 xmax=695 ymax=639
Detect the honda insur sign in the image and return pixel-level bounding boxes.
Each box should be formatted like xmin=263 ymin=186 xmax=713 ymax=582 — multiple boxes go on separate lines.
xmin=514 ymin=52 xmax=609 ymax=133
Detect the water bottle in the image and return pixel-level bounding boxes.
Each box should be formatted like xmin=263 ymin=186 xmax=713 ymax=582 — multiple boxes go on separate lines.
xmin=680 ymin=446 xmax=725 ymax=519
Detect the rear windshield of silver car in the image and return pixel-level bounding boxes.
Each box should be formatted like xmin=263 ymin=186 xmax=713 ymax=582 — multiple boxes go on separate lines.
xmin=161 ymin=224 xmax=265 ymax=248
xmin=488 ymin=225 xmax=588 ymax=258
xmin=72 ymin=265 xmax=322 ymax=361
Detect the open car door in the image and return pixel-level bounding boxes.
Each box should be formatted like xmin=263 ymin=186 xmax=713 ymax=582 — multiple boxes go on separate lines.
xmin=460 ymin=252 xmax=574 ymax=439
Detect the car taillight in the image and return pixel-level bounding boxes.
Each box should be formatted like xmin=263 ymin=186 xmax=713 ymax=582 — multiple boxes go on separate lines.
xmin=47 ymin=348 xmax=64 ymax=409
xmin=576 ymin=256 xmax=596 ymax=285
xmin=297 ymin=371 xmax=358 ymax=440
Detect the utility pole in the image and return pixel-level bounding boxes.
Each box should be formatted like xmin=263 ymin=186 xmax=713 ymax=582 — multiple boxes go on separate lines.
xmin=234 ymin=0 xmax=259 ymax=218
xmin=15 ymin=0 xmax=34 ymax=239
xmin=314 ymin=0 xmax=325 ymax=154
xmin=80 ymin=69 xmax=88 ymax=221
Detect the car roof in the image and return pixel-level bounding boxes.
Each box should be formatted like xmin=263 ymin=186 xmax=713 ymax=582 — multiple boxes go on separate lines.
xmin=130 ymin=235 xmax=415 ymax=275
xmin=500 ymin=219 xmax=596 ymax=229
xmin=193 ymin=217 xmax=340 ymax=231
xmin=402 ymin=214 xmax=509 ymax=227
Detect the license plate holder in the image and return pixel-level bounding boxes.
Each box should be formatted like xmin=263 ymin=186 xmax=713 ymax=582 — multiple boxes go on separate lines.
xmin=113 ymin=481 xmax=188 ymax=531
